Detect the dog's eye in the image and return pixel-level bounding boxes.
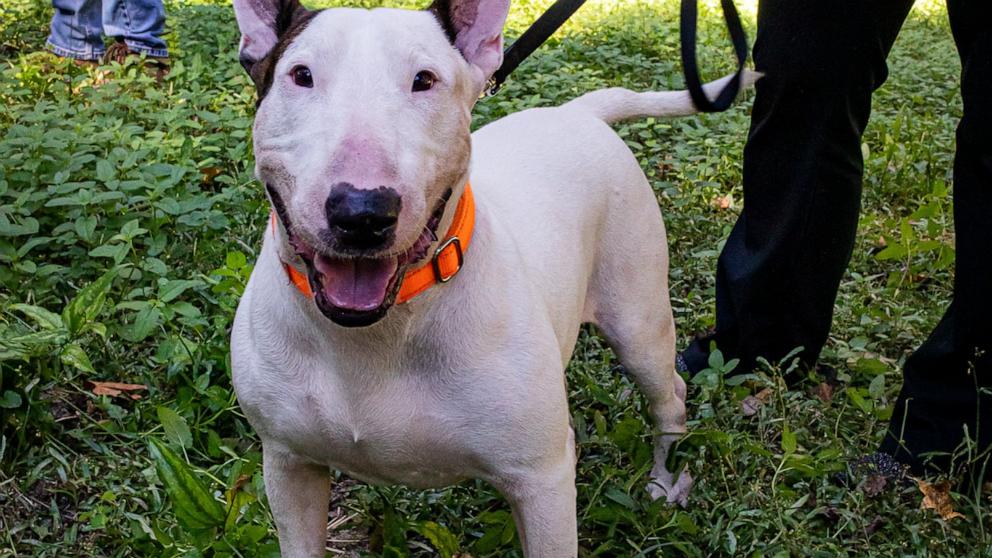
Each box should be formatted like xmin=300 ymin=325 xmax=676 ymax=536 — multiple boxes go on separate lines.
xmin=412 ymin=70 xmax=436 ymax=92
xmin=292 ymin=65 xmax=313 ymax=88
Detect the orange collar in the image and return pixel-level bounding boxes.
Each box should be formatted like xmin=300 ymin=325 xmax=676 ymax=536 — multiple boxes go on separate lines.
xmin=274 ymin=183 xmax=475 ymax=305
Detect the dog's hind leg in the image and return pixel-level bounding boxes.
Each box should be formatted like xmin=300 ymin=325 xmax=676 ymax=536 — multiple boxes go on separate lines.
xmin=586 ymin=185 xmax=692 ymax=506
xmin=591 ymin=260 xmax=692 ymax=506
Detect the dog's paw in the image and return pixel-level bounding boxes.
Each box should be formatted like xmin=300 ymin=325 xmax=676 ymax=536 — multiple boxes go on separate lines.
xmin=647 ymin=467 xmax=693 ymax=507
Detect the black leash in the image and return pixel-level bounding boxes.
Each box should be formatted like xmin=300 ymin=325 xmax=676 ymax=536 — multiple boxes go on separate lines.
xmin=487 ymin=0 xmax=588 ymax=96
xmin=488 ymin=0 xmax=749 ymax=115
xmin=679 ymin=0 xmax=749 ymax=112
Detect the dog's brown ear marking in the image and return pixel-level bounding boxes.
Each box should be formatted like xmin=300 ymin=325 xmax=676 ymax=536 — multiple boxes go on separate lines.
xmin=424 ymin=0 xmax=510 ymax=80
xmin=233 ymin=0 xmax=318 ymax=101
xmin=427 ymin=0 xmax=458 ymax=44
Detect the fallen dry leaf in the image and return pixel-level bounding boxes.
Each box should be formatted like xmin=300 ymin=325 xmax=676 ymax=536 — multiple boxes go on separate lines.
xmin=713 ymin=194 xmax=734 ymax=210
xmin=918 ymin=478 xmax=965 ymax=521
xmin=741 ymin=388 xmax=774 ymax=417
xmin=87 ymin=381 xmax=147 ymax=400
xmin=741 ymin=396 xmax=762 ymax=416
xmin=231 ymin=474 xmax=251 ymax=493
xmin=861 ymin=474 xmax=887 ymax=497
xmin=656 ymin=160 xmax=675 ymax=179
xmin=200 ymin=166 xmax=223 ymax=185
xmin=812 ymin=382 xmax=835 ymax=402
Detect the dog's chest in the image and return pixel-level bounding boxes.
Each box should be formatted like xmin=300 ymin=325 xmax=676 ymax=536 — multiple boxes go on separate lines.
xmin=262 ymin=372 xmax=482 ymax=488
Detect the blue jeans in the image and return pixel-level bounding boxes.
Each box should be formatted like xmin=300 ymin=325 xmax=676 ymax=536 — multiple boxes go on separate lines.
xmin=46 ymin=0 xmax=168 ymax=61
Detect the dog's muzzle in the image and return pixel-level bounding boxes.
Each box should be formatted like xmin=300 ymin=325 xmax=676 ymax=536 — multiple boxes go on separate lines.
xmin=273 ymin=184 xmax=475 ymax=328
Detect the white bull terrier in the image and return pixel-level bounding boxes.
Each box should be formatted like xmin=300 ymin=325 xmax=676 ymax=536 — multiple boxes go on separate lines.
xmin=229 ymin=0 xmax=755 ymax=554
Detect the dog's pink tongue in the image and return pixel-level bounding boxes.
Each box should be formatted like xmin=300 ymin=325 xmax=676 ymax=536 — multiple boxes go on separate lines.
xmin=314 ymin=255 xmax=398 ymax=311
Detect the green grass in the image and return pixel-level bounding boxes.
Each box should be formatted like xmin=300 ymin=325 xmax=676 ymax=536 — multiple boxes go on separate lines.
xmin=1 ymin=0 xmax=988 ymax=556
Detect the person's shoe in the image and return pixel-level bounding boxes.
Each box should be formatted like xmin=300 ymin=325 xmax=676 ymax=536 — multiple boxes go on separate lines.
xmin=104 ymin=39 xmax=170 ymax=81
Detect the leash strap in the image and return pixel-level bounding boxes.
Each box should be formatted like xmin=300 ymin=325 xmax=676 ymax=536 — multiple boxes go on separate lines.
xmin=679 ymin=0 xmax=749 ymax=112
xmin=487 ymin=0 xmax=588 ymax=95
xmin=490 ymin=0 xmax=748 ymax=108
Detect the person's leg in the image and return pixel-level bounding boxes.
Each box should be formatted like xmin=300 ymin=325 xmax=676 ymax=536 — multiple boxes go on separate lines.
xmin=46 ymin=0 xmax=106 ymax=61
xmin=101 ymin=0 xmax=168 ymax=59
xmin=880 ymin=1 xmax=992 ymax=478
xmin=682 ymin=0 xmax=917 ymax=375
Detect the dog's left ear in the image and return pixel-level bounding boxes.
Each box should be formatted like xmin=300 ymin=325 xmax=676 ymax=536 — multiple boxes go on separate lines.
xmin=233 ymin=0 xmax=313 ymax=79
xmin=429 ymin=0 xmax=510 ymax=88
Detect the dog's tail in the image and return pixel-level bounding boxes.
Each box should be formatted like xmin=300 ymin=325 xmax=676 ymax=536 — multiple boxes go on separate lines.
xmin=565 ymin=70 xmax=761 ymax=125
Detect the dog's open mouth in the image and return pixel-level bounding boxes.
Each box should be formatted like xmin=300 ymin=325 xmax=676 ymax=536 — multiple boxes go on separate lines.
xmin=283 ymin=190 xmax=451 ymax=327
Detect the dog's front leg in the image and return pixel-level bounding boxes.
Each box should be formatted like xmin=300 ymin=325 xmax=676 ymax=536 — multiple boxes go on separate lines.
xmin=500 ymin=441 xmax=578 ymax=557
xmin=263 ymin=447 xmax=331 ymax=558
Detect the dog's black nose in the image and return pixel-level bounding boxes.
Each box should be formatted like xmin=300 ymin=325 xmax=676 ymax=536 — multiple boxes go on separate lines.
xmin=325 ymin=183 xmax=401 ymax=250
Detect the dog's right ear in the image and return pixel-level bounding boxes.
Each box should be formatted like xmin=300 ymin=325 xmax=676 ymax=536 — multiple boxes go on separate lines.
xmin=233 ymin=0 xmax=312 ymax=78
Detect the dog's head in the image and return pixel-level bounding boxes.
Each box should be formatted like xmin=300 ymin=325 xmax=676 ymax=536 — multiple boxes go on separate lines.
xmin=234 ymin=0 xmax=509 ymax=327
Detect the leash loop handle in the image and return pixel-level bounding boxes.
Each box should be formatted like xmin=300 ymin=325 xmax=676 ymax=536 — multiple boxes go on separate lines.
xmin=680 ymin=0 xmax=749 ymax=112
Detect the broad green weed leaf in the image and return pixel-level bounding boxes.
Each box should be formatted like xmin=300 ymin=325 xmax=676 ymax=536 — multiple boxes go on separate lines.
xmin=88 ymin=243 xmax=128 ymax=262
xmin=473 ymin=509 xmax=515 ymax=552
xmin=855 ymin=358 xmax=888 ymax=375
xmin=63 ymin=267 xmax=118 ymax=335
xmin=157 ymin=406 xmax=193 ymax=449
xmin=847 ymin=388 xmax=872 ymax=413
xmin=82 ymin=322 xmax=108 ymax=338
xmin=60 ymin=343 xmax=95 ymax=373
xmin=0 ymin=390 xmax=22 ymax=409
xmin=9 ymin=303 xmax=63 ymax=330
xmin=118 ymin=219 xmax=147 ymax=240
xmin=96 ymin=159 xmax=114 ymax=182
xmin=875 ymin=244 xmax=907 ymax=261
xmin=0 ymin=329 xmax=69 ymax=360
xmin=148 ymin=438 xmax=225 ymax=530
xmin=725 ymin=530 xmax=738 ymax=555
xmin=381 ymin=507 xmax=410 ymax=557
xmin=120 ymin=307 xmax=163 ymax=342
xmin=411 ymin=521 xmax=460 ymax=558
xmin=16 ymin=236 xmax=51 ymax=257
xmin=781 ymin=425 xmax=797 ymax=454
xmin=605 ymin=487 xmax=638 ymax=510
xmin=225 ymin=251 xmax=247 ymax=269
xmin=74 ymin=216 xmax=97 ymax=242
xmin=675 ymin=512 xmax=700 ymax=535
xmin=169 ymin=302 xmax=201 ymax=318
xmin=707 ymin=348 xmax=725 ymax=370
xmin=868 ymin=373 xmax=886 ymax=400
xmin=141 ymin=257 xmax=168 ymax=276
xmin=159 ymin=279 xmax=202 ymax=303
xmin=0 ymin=216 xmax=39 ymax=237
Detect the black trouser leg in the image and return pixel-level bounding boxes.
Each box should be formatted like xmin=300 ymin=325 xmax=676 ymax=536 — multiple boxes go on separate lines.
xmin=682 ymin=0 xmax=915 ymax=374
xmin=880 ymin=1 xmax=992 ymax=477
